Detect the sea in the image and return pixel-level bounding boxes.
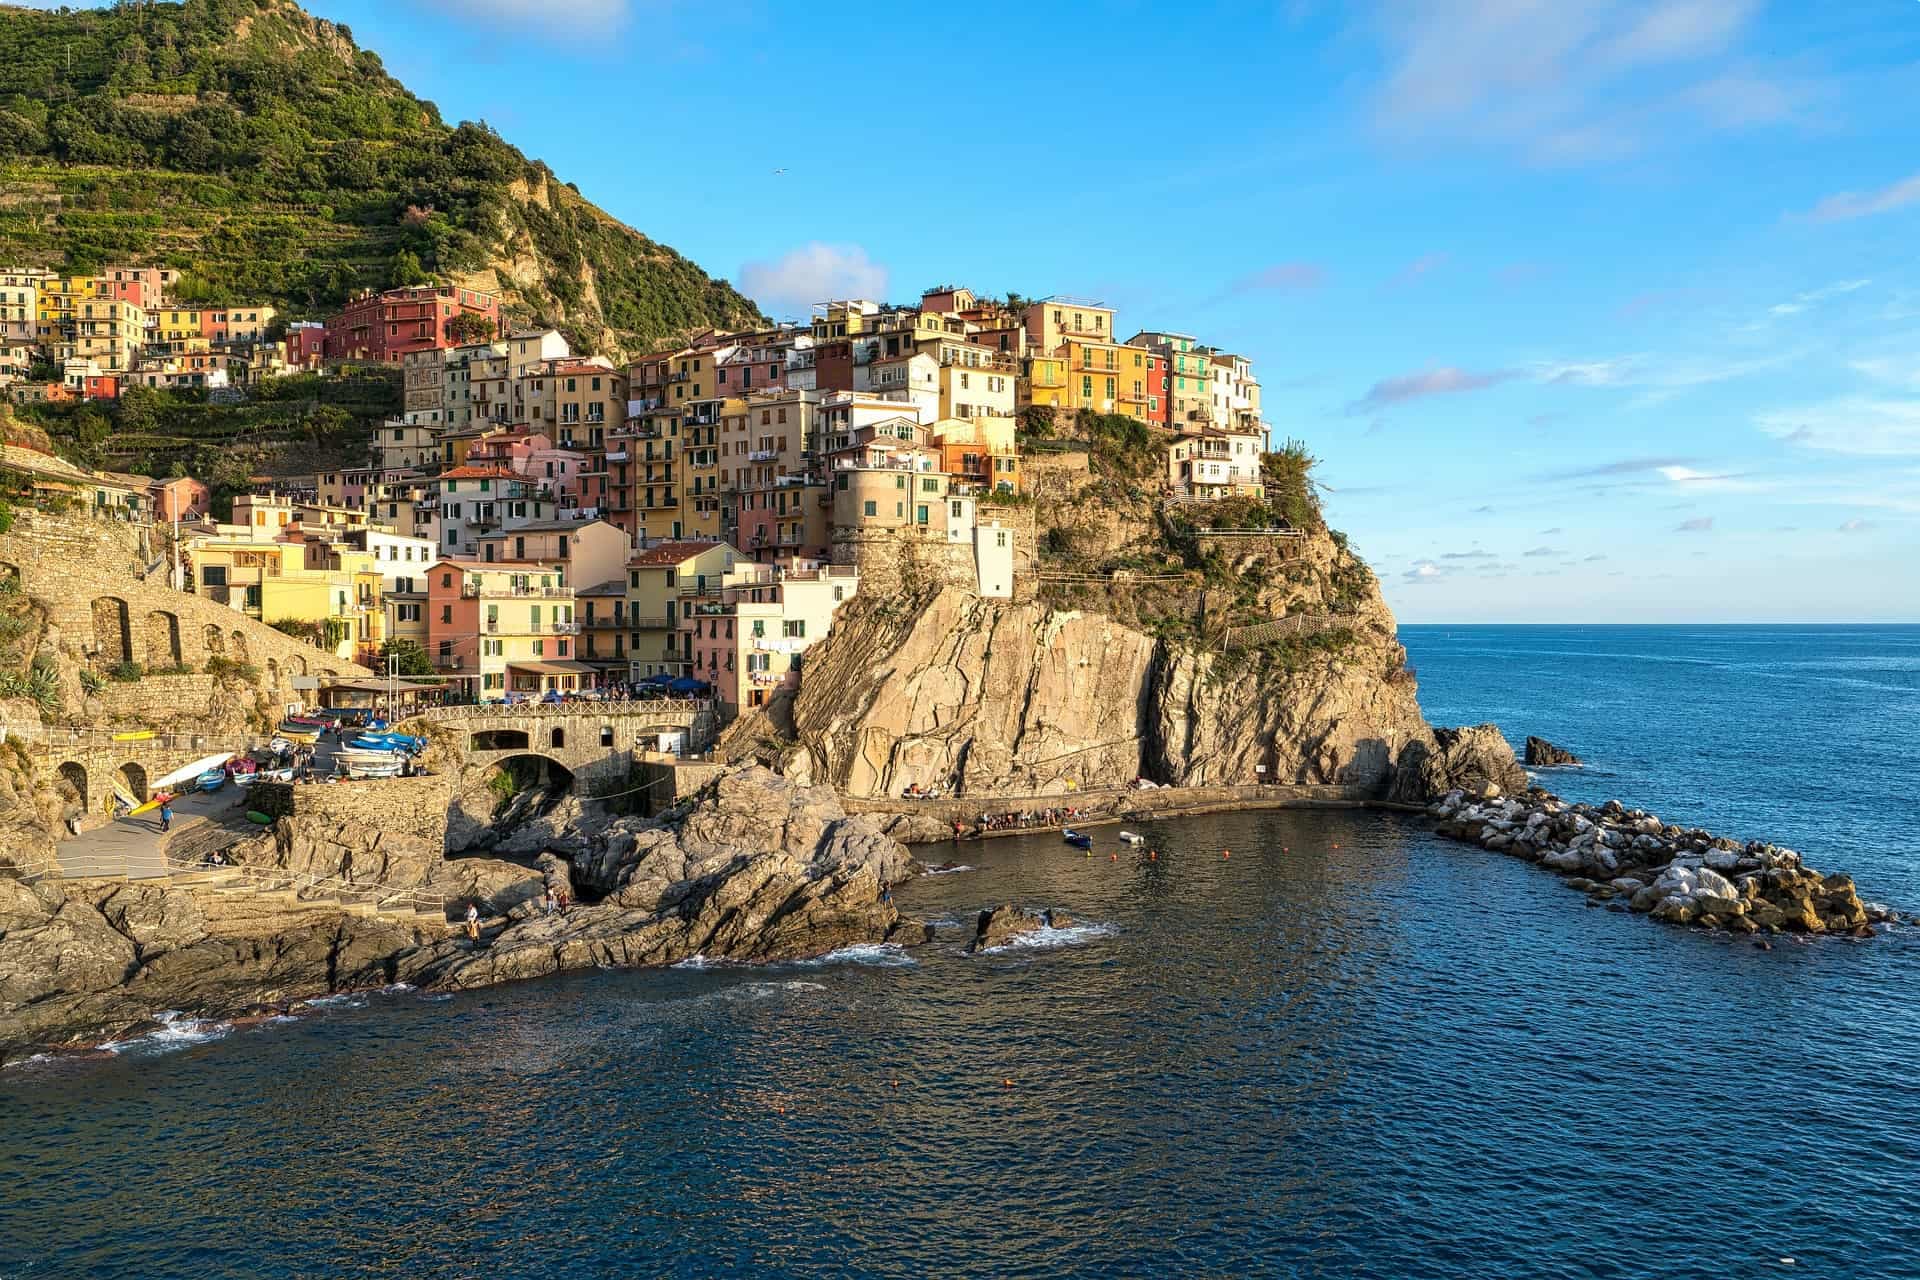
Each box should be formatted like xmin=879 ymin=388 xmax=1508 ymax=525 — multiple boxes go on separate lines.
xmin=3 ymin=625 xmax=1916 ymax=1279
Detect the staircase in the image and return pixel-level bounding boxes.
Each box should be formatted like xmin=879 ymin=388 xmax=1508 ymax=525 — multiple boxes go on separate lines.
xmin=165 ymin=862 xmax=452 ymax=930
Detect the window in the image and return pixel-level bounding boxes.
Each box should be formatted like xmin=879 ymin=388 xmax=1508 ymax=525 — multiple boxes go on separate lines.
xmin=921 ymin=477 xmax=939 ymax=493
xmin=863 ymin=500 xmax=877 ymax=517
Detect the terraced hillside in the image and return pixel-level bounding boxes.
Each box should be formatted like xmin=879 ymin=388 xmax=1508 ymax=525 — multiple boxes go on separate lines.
xmin=0 ymin=0 xmax=763 ymax=356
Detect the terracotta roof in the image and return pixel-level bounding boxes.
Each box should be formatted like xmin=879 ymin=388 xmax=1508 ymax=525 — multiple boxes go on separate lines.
xmin=629 ymin=539 xmax=735 ymax=567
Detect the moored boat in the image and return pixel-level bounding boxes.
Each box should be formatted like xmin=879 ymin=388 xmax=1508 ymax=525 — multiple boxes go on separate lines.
xmin=1063 ymin=828 xmax=1093 ymax=849
xmin=197 ymin=768 xmax=226 ymax=792
xmin=1119 ymin=831 xmax=1146 ymax=845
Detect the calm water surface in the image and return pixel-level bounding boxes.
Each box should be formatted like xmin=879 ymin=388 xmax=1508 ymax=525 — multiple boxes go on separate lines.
xmin=3 ymin=626 xmax=1916 ymax=1278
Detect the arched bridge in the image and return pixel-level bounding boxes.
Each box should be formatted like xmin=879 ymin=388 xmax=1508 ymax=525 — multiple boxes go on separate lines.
xmin=402 ymin=700 xmax=720 ymax=790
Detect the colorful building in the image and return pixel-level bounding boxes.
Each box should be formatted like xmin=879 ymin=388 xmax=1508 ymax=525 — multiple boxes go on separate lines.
xmin=426 ymin=559 xmax=581 ymax=698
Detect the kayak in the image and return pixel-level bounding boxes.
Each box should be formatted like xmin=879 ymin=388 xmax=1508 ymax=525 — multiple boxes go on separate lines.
xmin=275 ymin=725 xmax=321 ymax=744
xmin=152 ymin=753 xmax=235 ymax=792
xmin=111 ymin=730 xmax=156 ymax=742
xmin=246 ymin=810 xmax=273 ymax=825
xmin=130 ymin=790 xmax=174 ymax=816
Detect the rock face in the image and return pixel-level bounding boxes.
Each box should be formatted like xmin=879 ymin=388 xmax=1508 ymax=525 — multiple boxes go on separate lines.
xmin=782 ymin=582 xmax=1499 ymax=803
xmin=1427 ymin=789 xmax=1901 ymax=937
xmin=0 ymin=766 xmax=918 ymax=1061
xmin=1525 ymin=736 xmax=1582 ymax=767
xmin=964 ymin=904 xmax=1072 ymax=953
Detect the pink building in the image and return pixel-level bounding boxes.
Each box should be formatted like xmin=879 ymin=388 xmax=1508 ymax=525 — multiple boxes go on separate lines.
xmin=467 ymin=429 xmax=551 ymax=470
xmin=287 ymin=322 xmax=327 ymax=368
xmin=149 ymin=476 xmax=210 ymax=522
xmin=518 ymin=448 xmax=593 ymax=508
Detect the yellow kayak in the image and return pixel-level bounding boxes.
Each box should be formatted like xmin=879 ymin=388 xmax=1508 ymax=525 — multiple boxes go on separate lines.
xmin=112 ymin=730 xmax=156 ymax=742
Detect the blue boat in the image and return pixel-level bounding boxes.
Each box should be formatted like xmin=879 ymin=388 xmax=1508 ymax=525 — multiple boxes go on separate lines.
xmin=197 ymin=768 xmax=227 ymax=792
xmin=350 ymin=733 xmax=424 ymax=753
xmin=1063 ymin=828 xmax=1092 ymax=849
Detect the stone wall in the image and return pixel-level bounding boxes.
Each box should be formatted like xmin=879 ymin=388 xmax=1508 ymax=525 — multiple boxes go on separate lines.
xmin=830 ymin=507 xmax=1038 ymax=601
xmin=0 ymin=509 xmax=371 ymax=712
xmin=88 ymin=673 xmax=218 ymax=721
xmin=253 ymin=774 xmax=452 ymax=857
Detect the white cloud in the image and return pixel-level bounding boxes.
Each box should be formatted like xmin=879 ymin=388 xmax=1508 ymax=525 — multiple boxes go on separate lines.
xmin=1364 ymin=0 xmax=1783 ymax=163
xmin=1802 ymin=172 xmax=1920 ymax=223
xmin=1403 ymin=561 xmax=1445 ymax=583
xmin=1348 ymin=365 xmax=1515 ymax=413
xmin=737 ymin=243 xmax=889 ymax=317
xmin=1656 ymin=465 xmax=1769 ymax=493
xmin=1837 ymin=519 xmax=1875 ymax=533
xmin=1758 ymin=398 xmax=1920 ymax=457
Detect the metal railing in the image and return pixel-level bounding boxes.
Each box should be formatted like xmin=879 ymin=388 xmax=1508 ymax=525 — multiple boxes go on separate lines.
xmin=1221 ymin=613 xmax=1348 ymax=650
xmin=402 ymin=699 xmax=710 ymax=721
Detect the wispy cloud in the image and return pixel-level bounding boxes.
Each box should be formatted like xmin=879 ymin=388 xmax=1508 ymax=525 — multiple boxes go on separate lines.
xmin=1540 ymin=456 xmax=1698 ymax=481
xmin=1538 ymin=527 xmax=1564 ymax=535
xmin=1403 ymin=560 xmax=1445 ymax=583
xmin=1440 ymin=549 xmax=1496 ymax=560
xmin=1522 ymin=546 xmax=1560 ymax=558
xmin=1676 ymin=516 xmax=1715 ymax=532
xmin=1584 ymin=553 xmax=1609 ymax=562
xmin=1348 ymin=366 xmax=1514 ymax=413
xmin=1363 ymin=0 xmax=1785 ymax=164
xmin=1533 ymin=350 xmax=1791 ymax=400
xmin=1802 ymin=172 xmax=1920 ymax=223
xmin=1757 ymin=398 xmax=1920 ymax=457
xmin=1837 ymin=518 xmax=1875 ymax=533
xmin=737 ymin=243 xmax=888 ymax=316
xmin=1767 ymin=278 xmax=1871 ymax=318
xmin=1218 ymin=262 xmax=1327 ymax=298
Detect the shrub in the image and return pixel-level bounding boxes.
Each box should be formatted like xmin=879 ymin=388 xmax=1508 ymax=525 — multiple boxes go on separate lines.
xmin=108 ymin=660 xmax=144 ymax=682
xmin=79 ymin=669 xmax=104 ymax=694
xmin=205 ymin=655 xmax=260 ymax=683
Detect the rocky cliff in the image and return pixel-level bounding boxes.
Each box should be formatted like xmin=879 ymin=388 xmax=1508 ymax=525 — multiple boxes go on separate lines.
xmin=0 ymin=767 xmax=915 ymax=1062
xmin=777 ymin=513 xmax=1518 ymax=803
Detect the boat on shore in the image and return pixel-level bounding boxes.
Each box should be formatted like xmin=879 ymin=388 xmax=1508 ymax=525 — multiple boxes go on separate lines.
xmin=196 ymin=768 xmax=226 ymax=792
xmin=152 ymin=753 xmax=236 ymax=792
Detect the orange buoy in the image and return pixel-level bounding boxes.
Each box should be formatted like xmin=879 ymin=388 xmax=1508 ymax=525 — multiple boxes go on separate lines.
xmin=1149 ymin=850 xmax=1157 ymax=861
xmin=1333 ymin=842 xmax=1341 ymax=849
xmin=1110 ymin=852 xmax=1118 ymax=861
xmin=1002 ymin=1077 xmax=1014 ymax=1088
xmin=1222 ymin=849 xmax=1231 ymax=859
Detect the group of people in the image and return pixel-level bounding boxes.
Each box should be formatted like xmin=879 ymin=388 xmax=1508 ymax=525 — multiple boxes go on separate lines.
xmin=462 ymin=881 xmax=573 ymax=943
xmin=973 ymin=806 xmax=1086 ymax=832
xmin=899 ymin=782 xmax=950 ymax=799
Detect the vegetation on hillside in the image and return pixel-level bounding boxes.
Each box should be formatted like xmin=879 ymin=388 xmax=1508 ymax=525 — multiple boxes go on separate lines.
xmin=0 ymin=0 xmax=763 ymax=354
xmin=14 ymin=371 xmax=397 ymax=500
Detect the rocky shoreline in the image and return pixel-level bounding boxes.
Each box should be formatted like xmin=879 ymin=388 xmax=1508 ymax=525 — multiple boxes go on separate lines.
xmin=0 ymin=768 xmax=928 ymax=1063
xmin=1428 ymin=788 xmax=1910 ymax=937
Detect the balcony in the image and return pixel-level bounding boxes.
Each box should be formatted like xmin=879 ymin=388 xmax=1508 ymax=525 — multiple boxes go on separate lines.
xmin=748 ymin=449 xmax=778 ymax=462
xmin=628 ymin=616 xmax=672 ymax=630
xmin=461 ymin=584 xmax=573 ymax=599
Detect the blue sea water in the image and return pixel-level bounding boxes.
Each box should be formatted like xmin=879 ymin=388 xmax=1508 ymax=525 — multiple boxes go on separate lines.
xmin=3 ymin=626 xmax=1917 ymax=1279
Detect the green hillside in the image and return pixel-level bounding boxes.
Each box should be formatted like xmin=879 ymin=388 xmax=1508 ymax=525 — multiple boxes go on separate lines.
xmin=0 ymin=0 xmax=763 ymax=356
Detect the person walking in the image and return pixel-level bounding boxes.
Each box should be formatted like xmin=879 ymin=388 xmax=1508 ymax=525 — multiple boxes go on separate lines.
xmin=543 ymin=884 xmax=558 ymax=916
xmin=159 ymin=798 xmax=173 ymax=834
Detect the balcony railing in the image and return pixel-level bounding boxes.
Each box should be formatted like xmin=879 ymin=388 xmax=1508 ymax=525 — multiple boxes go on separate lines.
xmin=748 ymin=449 xmax=778 ymax=462
xmin=461 ymin=584 xmax=573 ymax=599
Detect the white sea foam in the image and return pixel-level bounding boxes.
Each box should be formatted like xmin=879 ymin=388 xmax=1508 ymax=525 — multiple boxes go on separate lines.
xmin=790 ymin=942 xmax=918 ymax=968
xmin=300 ymin=992 xmax=369 ymax=1010
xmin=101 ymin=1010 xmax=234 ymax=1055
xmin=922 ymin=864 xmax=976 ymax=876
xmin=718 ymin=979 xmax=828 ymax=1003
xmin=673 ymin=953 xmax=720 ymax=970
xmin=971 ymin=921 xmax=1119 ymax=955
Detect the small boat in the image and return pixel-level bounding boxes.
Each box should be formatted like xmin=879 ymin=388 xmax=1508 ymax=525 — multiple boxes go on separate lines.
xmin=275 ymin=724 xmax=321 ymax=744
xmin=228 ymin=758 xmax=260 ymax=786
xmin=283 ymin=715 xmax=330 ymax=727
xmin=197 ymin=768 xmax=226 ymax=792
xmin=1118 ymin=831 xmax=1146 ymax=845
xmin=111 ymin=730 xmax=156 ymax=742
xmin=152 ymin=753 xmax=236 ymax=792
xmin=1063 ymin=828 xmax=1093 ymax=849
xmin=340 ymin=756 xmax=404 ymax=779
xmin=256 ymin=767 xmax=294 ymax=784
xmin=350 ymin=733 xmax=423 ymax=754
xmin=129 ymin=790 xmax=174 ymax=816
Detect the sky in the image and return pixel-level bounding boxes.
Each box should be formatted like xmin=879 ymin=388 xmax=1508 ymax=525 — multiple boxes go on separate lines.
xmin=37 ymin=0 xmax=1920 ymax=622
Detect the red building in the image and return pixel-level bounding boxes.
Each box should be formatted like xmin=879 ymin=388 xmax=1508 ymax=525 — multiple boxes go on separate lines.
xmin=287 ymin=321 xmax=327 ymax=369
xmin=323 ymin=286 xmax=500 ymax=364
xmin=83 ymin=375 xmax=121 ymax=400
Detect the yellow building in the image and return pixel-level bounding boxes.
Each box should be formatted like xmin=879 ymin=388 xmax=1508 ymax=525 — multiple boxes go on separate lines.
xmin=184 ymin=537 xmax=383 ymax=661
xmin=1023 ymin=296 xmax=1116 ymax=353
xmin=72 ymin=298 xmax=146 ymax=373
xmin=1019 ymin=353 xmax=1070 ymax=411
xmin=624 ymin=540 xmax=739 ymax=679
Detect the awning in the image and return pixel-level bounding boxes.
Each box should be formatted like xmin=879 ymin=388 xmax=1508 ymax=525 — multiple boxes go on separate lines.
xmin=506 ymin=660 xmax=598 ymax=675
xmin=321 ymin=676 xmax=450 ymax=692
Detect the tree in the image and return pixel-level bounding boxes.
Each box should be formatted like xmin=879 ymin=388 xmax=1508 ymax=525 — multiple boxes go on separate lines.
xmin=378 ymin=637 xmax=435 ymax=677
xmin=387 ymin=248 xmax=429 ymax=288
xmin=446 ymin=311 xmax=493 ymax=345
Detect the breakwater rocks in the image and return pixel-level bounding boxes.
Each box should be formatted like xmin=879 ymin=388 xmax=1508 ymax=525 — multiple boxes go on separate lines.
xmin=1428 ymin=790 xmax=1907 ymax=936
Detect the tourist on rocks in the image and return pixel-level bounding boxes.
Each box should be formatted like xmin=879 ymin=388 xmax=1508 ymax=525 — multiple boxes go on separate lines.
xmin=556 ymin=885 xmax=571 ymax=914
xmin=543 ymin=885 xmax=558 ymax=916
xmin=464 ymin=902 xmax=481 ymax=942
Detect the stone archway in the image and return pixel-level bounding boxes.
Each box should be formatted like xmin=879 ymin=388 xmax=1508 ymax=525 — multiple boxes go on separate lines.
xmin=204 ymin=624 xmax=225 ymax=657
xmin=229 ymin=631 xmax=250 ymax=664
xmin=144 ymin=609 xmax=181 ymax=666
xmin=56 ymin=762 xmax=88 ymax=815
xmin=290 ymin=654 xmax=307 ymax=677
xmin=92 ymin=597 xmax=132 ymax=665
xmin=115 ymin=761 xmax=149 ymax=807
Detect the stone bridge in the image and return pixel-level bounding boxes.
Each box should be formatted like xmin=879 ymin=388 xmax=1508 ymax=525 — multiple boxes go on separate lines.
xmin=17 ymin=725 xmax=276 ymax=821
xmin=401 ymin=700 xmax=720 ymax=792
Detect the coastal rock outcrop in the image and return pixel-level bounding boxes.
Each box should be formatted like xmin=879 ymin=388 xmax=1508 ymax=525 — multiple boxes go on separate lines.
xmin=1525 ymin=737 xmax=1582 ymax=767
xmin=964 ymin=904 xmax=1072 ymax=953
xmin=1427 ymin=790 xmax=1902 ymax=937
xmin=0 ymin=766 xmax=917 ymax=1061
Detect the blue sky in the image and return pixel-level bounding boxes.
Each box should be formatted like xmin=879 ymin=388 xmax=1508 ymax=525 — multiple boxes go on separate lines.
xmin=45 ymin=0 xmax=1920 ymax=621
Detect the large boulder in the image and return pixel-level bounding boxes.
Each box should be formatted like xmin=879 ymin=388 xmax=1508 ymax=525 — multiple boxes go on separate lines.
xmin=1524 ymin=736 xmax=1582 ymax=766
xmin=1391 ymin=724 xmax=1529 ymax=803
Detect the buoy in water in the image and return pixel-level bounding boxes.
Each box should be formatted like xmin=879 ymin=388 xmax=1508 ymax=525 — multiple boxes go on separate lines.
xmin=1149 ymin=850 xmax=1157 ymax=861
xmin=1001 ymin=1077 xmax=1014 ymax=1088
xmin=1222 ymin=849 xmax=1231 ymax=859
xmin=1110 ymin=852 xmax=1117 ymax=862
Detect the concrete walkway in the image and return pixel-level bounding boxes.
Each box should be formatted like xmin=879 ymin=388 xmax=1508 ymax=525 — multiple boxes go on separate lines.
xmin=55 ymin=785 xmax=252 ymax=880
